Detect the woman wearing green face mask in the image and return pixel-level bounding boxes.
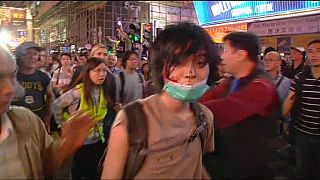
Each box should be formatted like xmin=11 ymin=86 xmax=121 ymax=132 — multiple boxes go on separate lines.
xmin=102 ymin=22 xmax=219 ymax=179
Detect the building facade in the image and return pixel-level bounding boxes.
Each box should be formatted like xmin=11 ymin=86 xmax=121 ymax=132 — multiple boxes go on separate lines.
xmin=31 ymin=1 xmax=197 ymax=50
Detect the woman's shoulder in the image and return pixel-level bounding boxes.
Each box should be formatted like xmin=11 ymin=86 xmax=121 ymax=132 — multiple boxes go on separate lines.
xmin=198 ymin=103 xmax=214 ymax=125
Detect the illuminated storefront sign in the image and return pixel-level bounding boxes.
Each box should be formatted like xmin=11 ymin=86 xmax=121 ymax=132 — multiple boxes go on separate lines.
xmin=205 ymin=23 xmax=247 ymax=43
xmin=249 ymin=14 xmax=320 ymax=36
xmin=194 ymin=1 xmax=320 ymax=26
xmin=11 ymin=9 xmax=26 ymax=21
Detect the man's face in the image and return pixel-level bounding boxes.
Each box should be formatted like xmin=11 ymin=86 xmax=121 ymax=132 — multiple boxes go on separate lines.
xmin=307 ymin=43 xmax=320 ymax=67
xmin=106 ymin=55 xmax=117 ymax=68
xmin=79 ymin=55 xmax=87 ymax=65
xmin=23 ymin=48 xmax=39 ymax=70
xmin=290 ymin=49 xmax=303 ymax=61
xmin=264 ymin=53 xmax=281 ymax=72
xmin=126 ymin=53 xmax=139 ymax=70
xmin=220 ymin=40 xmax=241 ymax=75
xmin=0 ymin=54 xmax=17 ymax=115
xmin=37 ymin=50 xmax=47 ymax=68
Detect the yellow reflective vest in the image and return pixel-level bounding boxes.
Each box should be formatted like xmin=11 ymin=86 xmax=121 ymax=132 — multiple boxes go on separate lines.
xmin=63 ymin=83 xmax=107 ymax=143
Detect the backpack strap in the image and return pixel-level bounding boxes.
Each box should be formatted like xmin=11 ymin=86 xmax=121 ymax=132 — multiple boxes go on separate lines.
xmin=119 ymin=71 xmax=125 ymax=103
xmin=56 ymin=67 xmax=61 ymax=85
xmin=190 ymin=102 xmax=208 ymax=152
xmin=275 ymin=75 xmax=285 ymax=88
xmin=137 ymin=73 xmax=145 ymax=97
xmin=123 ymin=101 xmax=148 ymax=179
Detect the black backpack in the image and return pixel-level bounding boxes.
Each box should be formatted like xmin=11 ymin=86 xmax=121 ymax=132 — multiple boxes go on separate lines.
xmin=98 ymin=100 xmax=208 ymax=179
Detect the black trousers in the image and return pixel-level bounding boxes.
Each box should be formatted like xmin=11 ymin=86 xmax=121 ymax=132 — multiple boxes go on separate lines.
xmin=71 ymin=141 xmax=106 ymax=180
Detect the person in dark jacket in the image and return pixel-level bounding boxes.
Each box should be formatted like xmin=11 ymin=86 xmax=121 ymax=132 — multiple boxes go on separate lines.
xmin=199 ymin=32 xmax=280 ymax=179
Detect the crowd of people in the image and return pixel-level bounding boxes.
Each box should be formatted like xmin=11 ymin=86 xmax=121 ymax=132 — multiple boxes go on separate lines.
xmin=0 ymin=22 xmax=319 ymax=179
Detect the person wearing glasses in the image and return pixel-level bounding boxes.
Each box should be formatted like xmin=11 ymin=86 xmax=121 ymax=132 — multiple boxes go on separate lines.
xmin=52 ymin=57 xmax=116 ymax=179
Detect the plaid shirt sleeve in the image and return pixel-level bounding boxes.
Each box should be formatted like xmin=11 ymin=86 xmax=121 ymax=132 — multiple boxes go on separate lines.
xmin=52 ymin=87 xmax=80 ymax=125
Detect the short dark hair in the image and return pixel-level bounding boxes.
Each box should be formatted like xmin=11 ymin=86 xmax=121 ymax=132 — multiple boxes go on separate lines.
xmin=223 ymin=31 xmax=260 ymax=62
xmin=79 ymin=52 xmax=88 ymax=57
xmin=60 ymin=53 xmax=71 ymax=61
xmin=264 ymin=47 xmax=276 ymax=56
xmin=308 ymin=39 xmax=320 ymax=47
xmin=150 ymin=22 xmax=218 ymax=90
xmin=116 ymin=53 xmax=124 ymax=59
xmin=122 ymin=50 xmax=138 ymax=69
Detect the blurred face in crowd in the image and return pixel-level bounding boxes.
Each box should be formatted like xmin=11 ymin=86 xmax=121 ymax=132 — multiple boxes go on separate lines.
xmin=71 ymin=55 xmax=78 ymax=66
xmin=307 ymin=42 xmax=320 ymax=68
xmin=89 ymin=62 xmax=107 ymax=85
xmin=106 ymin=54 xmax=117 ymax=69
xmin=0 ymin=50 xmax=17 ymax=115
xmin=60 ymin=55 xmax=71 ymax=67
xmin=290 ymin=49 xmax=303 ymax=62
xmin=264 ymin=51 xmax=282 ymax=72
xmin=23 ymin=48 xmax=39 ymax=70
xmin=165 ymin=50 xmax=209 ymax=86
xmin=143 ymin=63 xmax=150 ymax=74
xmin=79 ymin=55 xmax=87 ymax=65
xmin=126 ymin=53 xmax=139 ymax=70
xmin=47 ymin=55 xmax=53 ymax=66
xmin=92 ymin=48 xmax=108 ymax=62
xmin=220 ymin=40 xmax=243 ymax=75
xmin=37 ymin=50 xmax=47 ymax=68
xmin=116 ymin=57 xmax=124 ymax=70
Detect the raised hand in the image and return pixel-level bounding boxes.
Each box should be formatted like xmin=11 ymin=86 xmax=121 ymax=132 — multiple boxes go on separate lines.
xmin=60 ymin=110 xmax=96 ymax=160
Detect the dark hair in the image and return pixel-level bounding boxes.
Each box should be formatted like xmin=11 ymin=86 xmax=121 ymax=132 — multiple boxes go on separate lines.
xmin=116 ymin=53 xmax=124 ymax=59
xmin=264 ymin=47 xmax=276 ymax=56
xmin=308 ymin=39 xmax=320 ymax=47
xmin=122 ymin=50 xmax=139 ymax=69
xmin=68 ymin=57 xmax=115 ymax=108
xmin=60 ymin=53 xmax=71 ymax=61
xmin=79 ymin=52 xmax=88 ymax=58
xmin=150 ymin=22 xmax=218 ymax=90
xmin=72 ymin=54 xmax=79 ymax=62
xmin=223 ymin=31 xmax=260 ymax=62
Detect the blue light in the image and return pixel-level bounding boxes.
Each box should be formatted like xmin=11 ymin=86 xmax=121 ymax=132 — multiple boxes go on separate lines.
xmin=194 ymin=1 xmax=320 ymax=26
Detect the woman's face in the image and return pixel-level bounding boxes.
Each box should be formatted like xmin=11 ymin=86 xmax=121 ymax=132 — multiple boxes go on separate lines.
xmin=165 ymin=51 xmax=209 ymax=85
xmin=60 ymin=55 xmax=71 ymax=67
xmin=143 ymin=63 xmax=150 ymax=73
xmin=71 ymin=56 xmax=78 ymax=66
xmin=47 ymin=56 xmax=53 ymax=65
xmin=93 ymin=48 xmax=108 ymax=62
xmin=89 ymin=63 xmax=107 ymax=85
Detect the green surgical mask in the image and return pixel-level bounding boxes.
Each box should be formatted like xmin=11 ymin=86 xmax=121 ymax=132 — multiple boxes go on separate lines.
xmin=163 ymin=79 xmax=209 ymax=102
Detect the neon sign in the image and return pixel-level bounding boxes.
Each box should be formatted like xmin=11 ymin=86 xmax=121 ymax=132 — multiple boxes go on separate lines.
xmin=194 ymin=1 xmax=320 ymax=26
